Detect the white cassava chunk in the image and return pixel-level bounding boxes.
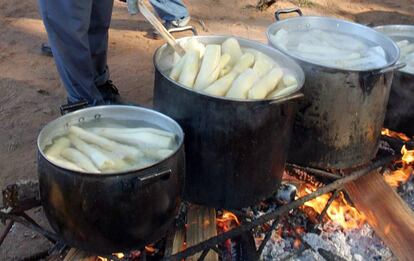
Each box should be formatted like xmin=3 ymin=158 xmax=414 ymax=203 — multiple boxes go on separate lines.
xmin=61 ymin=148 xmax=100 ymax=173
xmin=252 ymin=59 xmax=273 ymax=78
xmin=248 ymin=67 xmax=283 ymax=99
xmin=203 ymin=71 xmax=238 ymax=96
xmin=401 ymin=43 xmax=414 ymax=56
xmin=169 ymin=56 xmax=186 ymax=81
xmin=271 ymin=29 xmax=288 ymax=50
xmin=232 ymin=53 xmax=255 ymax=74
xmin=69 ymin=134 xmax=115 ymax=170
xmin=47 ymin=155 xmax=85 ymax=172
xmin=178 ymin=50 xmax=200 ymax=88
xmin=89 ymin=127 xmax=175 ymax=139
xmin=283 ymin=74 xmax=298 ymax=87
xmin=397 ymin=40 xmax=409 ymax=48
xmin=226 ymin=69 xmax=258 ymax=99
xmin=45 ymin=137 xmax=70 ymax=157
xmin=96 ymin=131 xmax=175 ymax=149
xmin=69 ymin=126 xmax=143 ymax=160
xmin=222 ymin=37 xmax=243 ymax=66
xmin=185 ymin=38 xmax=205 ymax=58
xmin=194 ymin=44 xmax=221 ymax=90
xmin=142 ymin=148 xmax=174 ymax=160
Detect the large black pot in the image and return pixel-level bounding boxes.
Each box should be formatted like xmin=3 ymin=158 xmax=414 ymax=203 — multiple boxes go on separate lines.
xmin=153 ymin=36 xmax=305 ymax=209
xmin=266 ymin=9 xmax=402 ymax=169
xmin=37 ymin=106 xmax=185 ymax=254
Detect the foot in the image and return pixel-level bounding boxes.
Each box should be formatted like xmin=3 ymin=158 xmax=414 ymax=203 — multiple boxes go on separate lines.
xmin=153 ymin=16 xmax=191 ymax=37
xmin=41 ymin=43 xmax=53 ymax=57
xmin=97 ymin=80 xmax=139 ymax=106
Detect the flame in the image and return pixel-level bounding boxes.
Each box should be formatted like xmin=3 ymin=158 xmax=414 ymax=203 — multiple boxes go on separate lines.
xmin=298 ymin=184 xmax=366 ymax=230
xmin=382 ymin=128 xmax=411 ymax=141
xmin=97 ymin=253 xmax=125 ymax=261
xmin=401 ymin=145 xmax=414 ymax=164
xmin=216 ymin=211 xmax=240 ymax=226
xmin=383 ymin=145 xmax=414 ymax=187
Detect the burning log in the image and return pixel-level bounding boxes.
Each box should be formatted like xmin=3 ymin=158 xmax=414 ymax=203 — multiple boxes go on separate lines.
xmin=345 ymin=171 xmax=414 ymax=261
xmin=2 ymin=180 xmax=40 ymax=212
xmin=186 ymin=204 xmax=218 ymax=261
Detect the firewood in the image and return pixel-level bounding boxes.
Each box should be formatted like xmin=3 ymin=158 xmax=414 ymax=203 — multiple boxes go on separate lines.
xmin=256 ymin=0 xmax=276 ymax=11
xmin=186 ymin=204 xmax=218 ymax=261
xmin=345 ymin=171 xmax=414 ymax=261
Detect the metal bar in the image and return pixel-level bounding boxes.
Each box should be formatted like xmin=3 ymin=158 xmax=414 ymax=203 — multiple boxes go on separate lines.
xmin=318 ymin=189 xmax=340 ymax=223
xmin=257 ymin=218 xmax=279 ymax=256
xmin=286 ymin=163 xmax=342 ymax=180
xmin=197 ymin=249 xmax=209 ymax=261
xmin=0 ymin=212 xmax=59 ymax=243
xmin=165 ymin=154 xmax=397 ymax=261
xmin=0 ymin=220 xmax=14 ymax=245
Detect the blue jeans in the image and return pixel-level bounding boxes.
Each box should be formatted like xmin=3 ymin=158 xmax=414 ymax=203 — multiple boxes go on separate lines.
xmin=39 ymin=0 xmax=188 ymax=104
xmin=150 ymin=0 xmax=189 ymax=22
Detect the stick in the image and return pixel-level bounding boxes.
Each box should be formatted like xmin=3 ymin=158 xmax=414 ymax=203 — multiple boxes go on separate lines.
xmin=138 ymin=0 xmax=186 ymax=56
xmin=63 ymin=248 xmax=95 ymax=261
xmin=345 ymin=171 xmax=414 ymax=261
xmin=165 ymin=155 xmax=397 ymax=261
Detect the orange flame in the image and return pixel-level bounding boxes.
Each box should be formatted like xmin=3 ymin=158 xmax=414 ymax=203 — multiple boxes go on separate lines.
xmin=401 ymin=145 xmax=414 ymax=164
xmin=217 ymin=211 xmax=240 ymax=226
xmin=298 ymin=184 xmax=366 ymax=230
xmin=382 ymin=128 xmax=411 ymax=141
xmin=383 ymin=145 xmax=414 ymax=187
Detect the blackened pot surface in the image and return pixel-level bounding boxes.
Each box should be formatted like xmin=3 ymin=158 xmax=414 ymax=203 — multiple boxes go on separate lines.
xmin=287 ymin=63 xmax=394 ymax=168
xmin=37 ymin=106 xmax=185 ymax=254
xmin=153 ymin=70 xmax=299 ymax=209
xmin=384 ymin=71 xmax=414 ymax=136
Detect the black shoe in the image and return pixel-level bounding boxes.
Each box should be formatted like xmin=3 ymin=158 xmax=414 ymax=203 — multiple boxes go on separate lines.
xmin=41 ymin=43 xmax=53 ymax=57
xmin=97 ymin=80 xmax=139 ymax=106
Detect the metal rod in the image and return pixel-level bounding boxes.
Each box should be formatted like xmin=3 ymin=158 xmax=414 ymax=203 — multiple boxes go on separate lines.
xmin=286 ymin=163 xmax=342 ymax=180
xmin=165 ymin=154 xmax=397 ymax=261
xmin=0 ymin=220 xmax=14 ymax=245
xmin=0 ymin=212 xmax=59 ymax=243
xmin=197 ymin=249 xmax=210 ymax=261
xmin=318 ymin=189 xmax=340 ymax=223
xmin=257 ymin=218 xmax=279 ymax=256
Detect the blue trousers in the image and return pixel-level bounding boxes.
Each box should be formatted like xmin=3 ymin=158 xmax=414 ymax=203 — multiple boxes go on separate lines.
xmin=39 ymin=0 xmax=188 ymax=104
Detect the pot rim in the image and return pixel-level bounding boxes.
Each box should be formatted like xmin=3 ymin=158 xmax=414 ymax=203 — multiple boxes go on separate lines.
xmin=37 ymin=105 xmax=184 ymax=178
xmin=266 ymin=16 xmax=401 ymax=73
xmin=153 ymin=35 xmax=305 ymax=102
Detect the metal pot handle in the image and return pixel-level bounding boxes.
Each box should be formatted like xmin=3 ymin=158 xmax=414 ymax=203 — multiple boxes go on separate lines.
xmin=137 ymin=169 xmax=172 ymax=187
xmin=268 ymin=92 xmax=304 ymax=105
xmin=376 ymin=63 xmax=406 ymax=74
xmin=60 ymin=100 xmax=89 ymax=115
xmin=275 ymin=8 xmax=303 ymax=21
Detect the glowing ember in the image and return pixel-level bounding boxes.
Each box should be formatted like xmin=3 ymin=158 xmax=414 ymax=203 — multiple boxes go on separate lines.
xmin=216 ymin=211 xmax=240 ymax=227
xmin=401 ymin=145 xmax=414 ymax=164
xmin=382 ymin=128 xmax=411 ymax=141
xmin=298 ymin=184 xmax=366 ymax=230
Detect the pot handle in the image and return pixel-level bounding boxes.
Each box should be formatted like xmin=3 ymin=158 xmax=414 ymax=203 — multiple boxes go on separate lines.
xmin=268 ymin=92 xmax=304 ymax=105
xmin=60 ymin=100 xmax=89 ymax=115
xmin=137 ymin=169 xmax=172 ymax=187
xmin=275 ymin=8 xmax=303 ymax=21
xmin=376 ymin=63 xmax=406 ymax=74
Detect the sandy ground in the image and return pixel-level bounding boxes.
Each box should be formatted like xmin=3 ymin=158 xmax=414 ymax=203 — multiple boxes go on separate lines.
xmin=0 ymin=0 xmax=413 ymax=259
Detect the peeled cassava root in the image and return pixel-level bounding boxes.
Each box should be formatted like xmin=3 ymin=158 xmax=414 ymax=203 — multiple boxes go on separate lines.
xmin=167 ymin=37 xmax=299 ymax=100
xmin=44 ymin=125 xmax=177 ymax=174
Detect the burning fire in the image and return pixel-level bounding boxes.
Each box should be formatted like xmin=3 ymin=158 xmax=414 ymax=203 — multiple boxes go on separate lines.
xmin=381 ymin=128 xmax=411 ymax=141
xmin=298 ymin=184 xmax=366 ymax=230
xmin=297 ymin=129 xmax=414 ymax=230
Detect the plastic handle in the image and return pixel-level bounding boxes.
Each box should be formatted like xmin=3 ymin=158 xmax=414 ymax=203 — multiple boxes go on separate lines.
xmin=275 ymin=8 xmax=303 ymax=21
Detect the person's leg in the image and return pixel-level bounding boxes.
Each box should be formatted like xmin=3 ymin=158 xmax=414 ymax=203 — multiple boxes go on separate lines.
xmin=149 ymin=0 xmax=189 ymax=23
xmin=89 ymin=0 xmax=114 ymax=88
xmin=38 ymin=0 xmax=104 ymax=104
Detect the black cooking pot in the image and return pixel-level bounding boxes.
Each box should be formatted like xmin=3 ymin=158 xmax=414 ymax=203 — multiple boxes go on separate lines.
xmin=153 ymin=36 xmax=305 ymax=209
xmin=266 ymin=9 xmax=402 ymax=169
xmin=37 ymin=105 xmax=185 ymax=254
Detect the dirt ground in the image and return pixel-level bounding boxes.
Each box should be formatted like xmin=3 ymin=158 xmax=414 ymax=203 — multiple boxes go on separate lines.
xmin=0 ymin=0 xmax=413 ymax=259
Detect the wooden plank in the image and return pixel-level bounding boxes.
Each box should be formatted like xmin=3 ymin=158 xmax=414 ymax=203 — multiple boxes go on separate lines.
xmin=63 ymin=248 xmax=95 ymax=261
xmin=345 ymin=171 xmax=414 ymax=261
xmin=186 ymin=204 xmax=218 ymax=261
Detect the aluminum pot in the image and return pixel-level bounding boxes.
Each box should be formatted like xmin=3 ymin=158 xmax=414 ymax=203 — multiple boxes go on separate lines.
xmin=375 ymin=25 xmax=414 ymax=137
xmin=153 ymin=36 xmax=305 ymax=209
xmin=37 ymin=105 xmax=185 ymax=254
xmin=266 ymin=8 xmax=402 ymax=169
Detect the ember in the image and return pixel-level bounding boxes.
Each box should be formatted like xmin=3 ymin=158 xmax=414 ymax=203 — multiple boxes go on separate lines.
xmin=382 ymin=128 xmax=411 ymax=142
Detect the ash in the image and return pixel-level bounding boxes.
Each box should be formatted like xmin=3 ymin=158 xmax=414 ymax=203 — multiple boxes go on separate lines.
xmin=259 ymin=177 xmax=414 ymax=261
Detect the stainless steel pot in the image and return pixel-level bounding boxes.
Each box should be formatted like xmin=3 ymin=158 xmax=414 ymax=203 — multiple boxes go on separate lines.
xmin=37 ymin=105 xmax=185 ymax=254
xmin=266 ymin=8 xmax=402 ymax=169
xmin=375 ymin=25 xmax=414 ymax=136
xmin=153 ymin=35 xmax=305 ymax=209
